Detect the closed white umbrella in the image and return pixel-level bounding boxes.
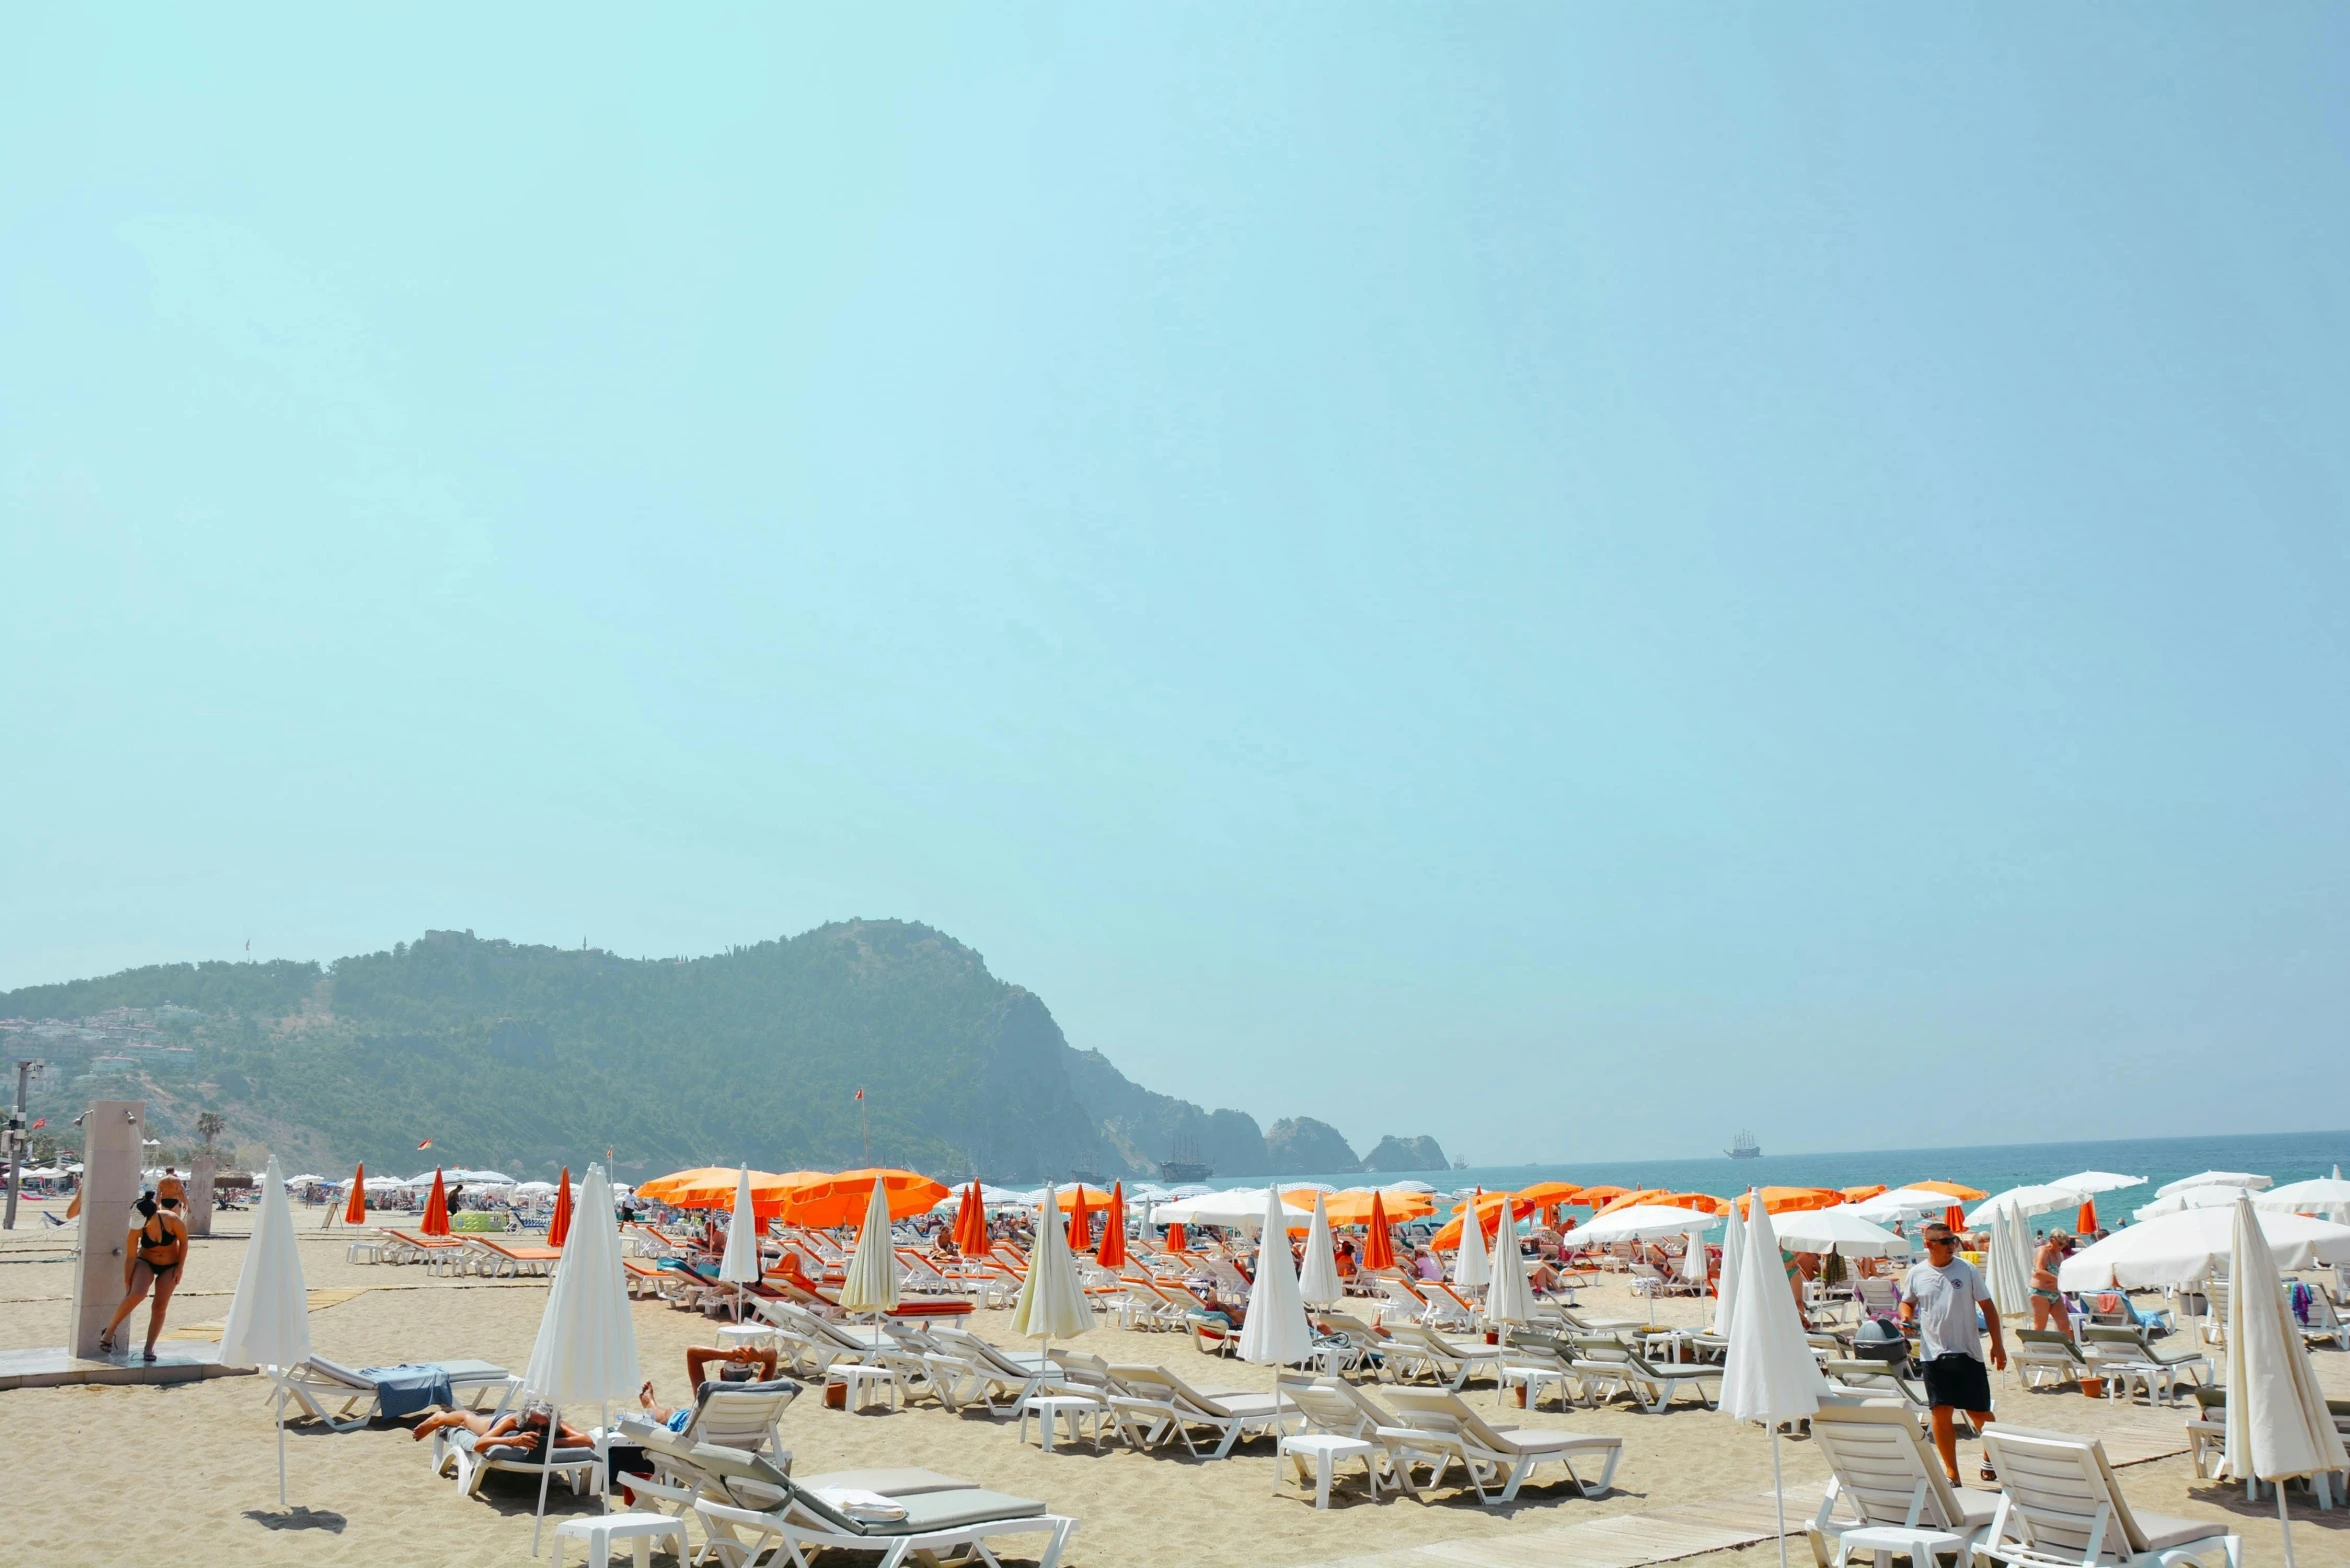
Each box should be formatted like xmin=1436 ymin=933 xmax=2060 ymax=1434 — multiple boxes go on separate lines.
xmin=1486 ymin=1202 xmax=1538 ymax=1329
xmin=1982 ymin=1210 xmax=2030 ymax=1321
xmin=1721 ymin=1191 xmax=1825 ymax=1568
xmin=1769 ymin=1207 xmax=1914 ymax=1258
xmin=2156 ymin=1169 xmax=2272 ymax=1198
xmin=520 ymin=1164 xmax=640 ymax=1554
xmin=838 ymin=1175 xmax=900 ymax=1316
xmin=1712 ymin=1200 xmax=1746 ymax=1337
xmin=2058 ymin=1207 xmax=2350 ymax=1290
xmin=218 ymin=1155 xmax=312 ymax=1507
xmin=2225 ymin=1195 xmax=2349 ymax=1566
xmin=1452 ymin=1196 xmax=1491 ymax=1292
xmin=1679 ymin=1229 xmax=1710 ymax=1287
xmin=1010 ymin=1183 xmax=1091 ymax=1358
xmin=718 ymin=1164 xmax=762 ymax=1322
xmin=1297 ymin=1191 xmax=1342 ymax=1307
xmin=2256 ymin=1175 xmax=2350 ymax=1225
xmin=1238 ymin=1188 xmax=1316 ymax=1366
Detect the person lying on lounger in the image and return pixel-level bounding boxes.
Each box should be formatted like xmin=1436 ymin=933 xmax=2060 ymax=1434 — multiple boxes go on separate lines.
xmin=633 ymin=1345 xmax=782 ymax=1430
xmin=411 ymin=1401 xmax=592 ymax=1453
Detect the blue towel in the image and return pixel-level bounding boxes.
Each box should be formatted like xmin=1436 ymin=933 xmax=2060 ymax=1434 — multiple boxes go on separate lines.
xmin=361 ymin=1363 xmax=456 ymax=1419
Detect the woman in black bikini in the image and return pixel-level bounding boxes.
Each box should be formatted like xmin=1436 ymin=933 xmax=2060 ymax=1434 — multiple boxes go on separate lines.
xmin=102 ymin=1175 xmax=190 ymax=1361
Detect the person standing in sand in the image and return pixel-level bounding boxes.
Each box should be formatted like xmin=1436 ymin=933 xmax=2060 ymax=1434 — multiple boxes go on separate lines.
xmin=100 ymin=1176 xmax=189 ymax=1360
xmin=1901 ymin=1221 xmax=2006 ymax=1485
xmin=2030 ymin=1230 xmax=2073 ymax=1333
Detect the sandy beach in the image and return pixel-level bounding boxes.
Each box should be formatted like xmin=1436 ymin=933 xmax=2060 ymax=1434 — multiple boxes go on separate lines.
xmin=0 ymin=1197 xmax=2334 ymax=1568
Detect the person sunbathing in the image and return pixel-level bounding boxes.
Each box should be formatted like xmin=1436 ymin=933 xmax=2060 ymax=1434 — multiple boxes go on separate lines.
xmin=411 ymin=1402 xmax=590 ymax=1453
xmin=634 ymin=1345 xmax=782 ymax=1430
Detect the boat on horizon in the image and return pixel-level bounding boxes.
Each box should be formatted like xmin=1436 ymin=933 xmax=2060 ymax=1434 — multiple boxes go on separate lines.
xmin=1727 ymin=1129 xmax=1762 ymax=1159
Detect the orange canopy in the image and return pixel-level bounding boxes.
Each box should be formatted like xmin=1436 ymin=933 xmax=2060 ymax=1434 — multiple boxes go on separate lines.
xmin=1432 ymin=1191 xmax=1540 ymax=1250
xmin=1051 ymin=1185 xmax=1116 ymax=1212
xmin=1516 ymin=1181 xmax=1583 ymax=1212
xmin=641 ymin=1168 xmax=822 ymax=1218
xmin=787 ymin=1169 xmax=951 ymax=1229
xmin=1598 ymin=1188 xmax=1722 ymax=1217
xmin=1908 ymin=1179 xmax=1989 ymax=1202
xmin=1361 ymin=1191 xmax=1397 ymax=1271
xmin=1097 ymin=1182 xmax=1128 ymax=1268
xmin=1321 ymin=1189 xmax=1434 ymax=1226
xmin=1577 ymin=1185 xmax=1632 ymax=1205
xmin=1841 ymin=1185 xmax=1889 ymax=1203
xmin=1067 ymin=1184 xmax=1091 ymax=1252
xmin=1733 ymin=1186 xmax=1845 ymax=1217
xmin=343 ymin=1162 xmax=366 ymax=1225
xmin=420 ymin=1168 xmax=450 ymax=1236
xmin=548 ymin=1166 xmax=573 ymax=1249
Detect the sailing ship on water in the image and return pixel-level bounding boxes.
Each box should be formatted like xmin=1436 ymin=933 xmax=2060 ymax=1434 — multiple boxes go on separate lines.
xmin=1726 ymin=1129 xmax=1762 ymax=1160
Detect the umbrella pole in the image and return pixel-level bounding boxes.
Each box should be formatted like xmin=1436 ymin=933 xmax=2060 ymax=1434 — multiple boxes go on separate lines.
xmin=1770 ymin=1425 xmax=1789 ymax=1568
xmin=531 ymin=1402 xmax=558 ymax=1557
xmin=2278 ymin=1484 xmax=2295 ymax=1568
xmin=275 ymin=1375 xmax=287 ymax=1507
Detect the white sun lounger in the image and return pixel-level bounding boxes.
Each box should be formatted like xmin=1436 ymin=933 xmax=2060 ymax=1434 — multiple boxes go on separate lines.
xmin=1105 ymin=1364 xmax=1297 ymax=1459
xmin=689 ymin=1441 xmax=1076 ymax=1568
xmin=1976 ymin=1428 xmax=2241 ymax=1568
xmin=280 ymin=1356 xmax=512 ymax=1432
xmin=1380 ymin=1386 xmax=1624 ymax=1504
xmin=1807 ymin=1398 xmax=2001 ymax=1566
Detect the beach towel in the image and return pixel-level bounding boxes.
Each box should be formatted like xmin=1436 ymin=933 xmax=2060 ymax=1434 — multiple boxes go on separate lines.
xmin=2290 ymin=1280 xmax=2316 ymax=1325
xmin=361 ymin=1363 xmax=455 ymax=1419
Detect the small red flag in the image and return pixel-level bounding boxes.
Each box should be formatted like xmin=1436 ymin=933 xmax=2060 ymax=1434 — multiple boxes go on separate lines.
xmin=28 ymin=1118 xmax=44 ymax=1130
xmin=417 ymin=1138 xmax=433 ymax=1150
xmin=854 ymin=1088 xmax=864 ymax=1100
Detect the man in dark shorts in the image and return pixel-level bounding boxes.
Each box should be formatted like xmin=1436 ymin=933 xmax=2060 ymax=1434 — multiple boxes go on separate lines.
xmin=1900 ymin=1222 xmax=2006 ymax=1484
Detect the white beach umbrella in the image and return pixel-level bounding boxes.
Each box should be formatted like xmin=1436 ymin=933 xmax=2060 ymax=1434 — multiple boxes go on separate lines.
xmin=1965 ymin=1183 xmax=2091 ymax=1227
xmin=1721 ymin=1191 xmax=1825 ymax=1568
xmin=2225 ymin=1195 xmax=2349 ymax=1565
xmin=2134 ymin=1184 xmax=2256 ymax=1222
xmin=218 ymin=1155 xmax=313 ymax=1507
xmin=2049 ymin=1170 xmax=2143 ymax=1195
xmin=1382 ymin=1180 xmax=1437 ymax=1194
xmin=1238 ymin=1187 xmax=1316 ymax=1365
xmin=2058 ymin=1207 xmax=2350 ymax=1291
xmin=838 ymin=1175 xmax=901 ymax=1316
xmin=1297 ymin=1191 xmax=1342 ymax=1307
xmin=1712 ymin=1199 xmax=1746 ymax=1337
xmin=718 ymin=1164 xmax=762 ymax=1322
xmin=1010 ymin=1183 xmax=1091 ymax=1354
xmin=1579 ymin=1203 xmax=1725 ymax=1246
xmin=1769 ymin=1207 xmax=1914 ymax=1258
xmin=520 ymin=1164 xmax=640 ymax=1554
xmin=2156 ymin=1169 xmax=2272 ymax=1198
xmin=2256 ymin=1175 xmax=2350 ymax=1225
xmin=1487 ymin=1203 xmax=1538 ymax=1328
xmin=1982 ymin=1210 xmax=2031 ymax=1321
xmin=1149 ymin=1187 xmax=1312 ymax=1231
xmin=1679 ymin=1228 xmax=1710 ymax=1286
xmin=1452 ymin=1194 xmax=1492 ymax=1292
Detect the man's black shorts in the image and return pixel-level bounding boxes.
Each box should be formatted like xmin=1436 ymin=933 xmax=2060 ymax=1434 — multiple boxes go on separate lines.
xmin=1922 ymin=1352 xmax=1992 ymax=1413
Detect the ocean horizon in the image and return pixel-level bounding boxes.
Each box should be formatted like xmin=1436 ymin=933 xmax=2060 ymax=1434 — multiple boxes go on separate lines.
xmin=1210 ymin=1126 xmax=2348 ymax=1213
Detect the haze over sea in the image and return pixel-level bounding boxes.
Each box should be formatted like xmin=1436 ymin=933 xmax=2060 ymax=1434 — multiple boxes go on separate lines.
xmin=1225 ymin=1128 xmax=2349 ymax=1213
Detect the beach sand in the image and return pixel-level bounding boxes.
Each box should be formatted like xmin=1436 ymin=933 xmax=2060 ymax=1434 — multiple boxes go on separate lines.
xmin=0 ymin=1200 xmax=2337 ymax=1566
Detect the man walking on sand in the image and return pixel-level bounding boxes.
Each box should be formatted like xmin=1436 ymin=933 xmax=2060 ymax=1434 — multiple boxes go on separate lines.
xmin=1901 ymin=1221 xmax=2006 ymax=1484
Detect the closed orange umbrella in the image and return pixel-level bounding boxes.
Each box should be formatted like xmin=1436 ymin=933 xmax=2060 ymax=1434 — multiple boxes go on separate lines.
xmin=1067 ymin=1183 xmax=1091 ymax=1253
xmin=548 ymin=1166 xmax=573 ymax=1249
xmin=1165 ymin=1223 xmax=1188 ymax=1253
xmin=786 ymin=1169 xmax=950 ymax=1229
xmin=343 ymin=1163 xmax=366 ymax=1226
xmin=2076 ymin=1196 xmax=2097 ymax=1233
xmin=1944 ymin=1205 xmax=1967 ymax=1232
xmin=420 ymin=1168 xmax=450 ymax=1236
xmin=953 ymin=1181 xmax=987 ymax=1255
xmin=1098 ymin=1182 xmax=1127 ymax=1269
xmin=1362 ymin=1191 xmax=1396 ymax=1271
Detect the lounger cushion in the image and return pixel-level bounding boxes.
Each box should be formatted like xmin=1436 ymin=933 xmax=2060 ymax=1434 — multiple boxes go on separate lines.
xmin=885 ymin=1488 xmax=1052 ymax=1534
xmin=1950 ymin=1486 xmax=2001 ymax=1529
xmin=2132 ymin=1512 xmax=2233 ymax=1551
xmin=797 ymin=1468 xmax=968 ymax=1497
xmin=1487 ymin=1427 xmax=1621 ymax=1456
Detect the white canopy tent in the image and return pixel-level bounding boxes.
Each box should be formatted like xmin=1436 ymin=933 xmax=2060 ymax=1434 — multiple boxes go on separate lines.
xmin=2058 ymin=1207 xmax=2350 ymax=1291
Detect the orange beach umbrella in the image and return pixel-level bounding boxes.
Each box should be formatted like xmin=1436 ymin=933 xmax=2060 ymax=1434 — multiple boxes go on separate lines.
xmin=548 ymin=1166 xmax=573 ymax=1249
xmin=1097 ymin=1182 xmax=1128 ymax=1269
xmin=343 ymin=1163 xmax=366 ymax=1225
xmin=1322 ymin=1189 xmax=1433 ymax=1226
xmin=788 ymin=1169 xmax=951 ymax=1229
xmin=1909 ymin=1180 xmax=1989 ymax=1202
xmin=1164 ymin=1223 xmax=1188 ymax=1252
xmin=953 ymin=1181 xmax=988 ymax=1256
xmin=1577 ymin=1185 xmax=1631 ymax=1206
xmin=1067 ymin=1183 xmax=1092 ymax=1253
xmin=2076 ymin=1196 xmax=2097 ymax=1233
xmin=1051 ymin=1185 xmax=1115 ymax=1211
xmin=642 ymin=1168 xmax=818 ymax=1218
xmin=1732 ymin=1186 xmax=1844 ymax=1218
xmin=1432 ymin=1191 xmax=1540 ymax=1250
xmin=420 ymin=1168 xmax=451 ymax=1236
xmin=1361 ymin=1191 xmax=1397 ymax=1272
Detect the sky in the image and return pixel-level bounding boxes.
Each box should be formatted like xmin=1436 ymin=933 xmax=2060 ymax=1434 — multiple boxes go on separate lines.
xmin=5 ymin=9 xmax=2347 ymax=1164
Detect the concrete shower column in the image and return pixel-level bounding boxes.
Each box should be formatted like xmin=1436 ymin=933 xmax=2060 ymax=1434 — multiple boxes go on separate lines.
xmin=68 ymin=1100 xmax=147 ymax=1358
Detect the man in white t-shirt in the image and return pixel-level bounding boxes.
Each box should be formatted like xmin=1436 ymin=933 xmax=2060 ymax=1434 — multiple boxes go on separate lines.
xmin=1900 ymin=1223 xmax=2006 ymax=1484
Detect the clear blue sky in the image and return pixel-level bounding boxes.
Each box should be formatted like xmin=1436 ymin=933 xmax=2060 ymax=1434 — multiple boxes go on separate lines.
xmin=5 ymin=9 xmax=2346 ymax=1163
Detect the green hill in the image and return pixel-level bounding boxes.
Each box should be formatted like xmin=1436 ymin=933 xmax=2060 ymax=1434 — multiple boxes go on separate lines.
xmin=0 ymin=920 xmax=1438 ymax=1186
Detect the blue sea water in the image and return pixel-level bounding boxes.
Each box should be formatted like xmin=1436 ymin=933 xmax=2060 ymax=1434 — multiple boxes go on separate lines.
xmin=1235 ymin=1128 xmax=2349 ymax=1214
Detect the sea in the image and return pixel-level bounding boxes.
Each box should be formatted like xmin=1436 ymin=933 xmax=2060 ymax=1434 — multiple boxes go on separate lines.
xmin=1214 ymin=1128 xmax=2349 ymax=1214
